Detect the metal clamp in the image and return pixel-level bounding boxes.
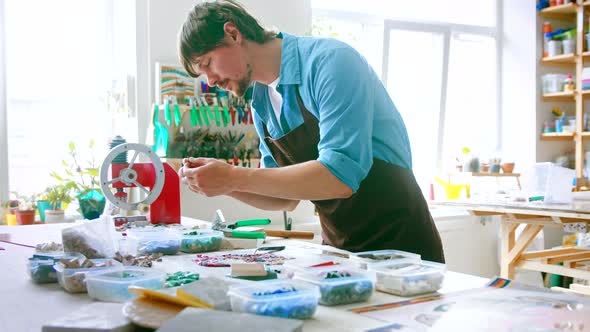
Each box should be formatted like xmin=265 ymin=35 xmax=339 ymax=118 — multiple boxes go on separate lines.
xmin=283 ymin=211 xmax=292 ymax=231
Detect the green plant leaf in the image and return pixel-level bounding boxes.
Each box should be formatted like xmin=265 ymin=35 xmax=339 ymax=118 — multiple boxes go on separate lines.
xmin=86 ymin=168 xmax=99 ymax=177
xmin=69 ymin=142 xmax=75 ymax=153
xmin=50 ymin=171 xmax=64 ymax=181
xmin=89 ymin=139 xmax=95 ymax=149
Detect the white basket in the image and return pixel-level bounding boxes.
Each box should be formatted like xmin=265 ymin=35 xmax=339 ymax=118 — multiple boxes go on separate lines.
xmin=521 ymin=162 xmax=575 ymax=203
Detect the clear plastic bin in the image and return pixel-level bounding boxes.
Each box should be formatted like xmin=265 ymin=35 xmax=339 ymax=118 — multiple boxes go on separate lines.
xmin=127 ymin=228 xmax=181 ymax=255
xmin=54 ymin=258 xmax=122 ymax=293
xmin=281 ymin=254 xmax=349 ymax=279
xmin=227 ymin=279 xmax=320 ymax=319
xmin=349 ymin=249 xmax=420 ymax=269
xmin=28 ymin=252 xmax=85 ymax=284
xmin=368 ymin=260 xmax=446 ymax=296
xmin=28 ymin=259 xmax=59 ymax=284
xmin=542 ymin=74 xmax=567 ymax=94
xmin=293 ymin=264 xmax=374 ymax=306
xmin=521 ymin=162 xmax=575 ymax=203
xmin=178 ymin=229 xmax=223 ymax=253
xmin=85 ymin=267 xmax=166 ymax=302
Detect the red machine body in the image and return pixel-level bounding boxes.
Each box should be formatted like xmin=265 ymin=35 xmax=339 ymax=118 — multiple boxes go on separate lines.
xmin=111 ymin=162 xmax=180 ymax=224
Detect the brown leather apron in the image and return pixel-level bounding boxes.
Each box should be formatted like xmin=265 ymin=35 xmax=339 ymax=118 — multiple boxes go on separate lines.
xmin=262 ymin=86 xmax=445 ymax=263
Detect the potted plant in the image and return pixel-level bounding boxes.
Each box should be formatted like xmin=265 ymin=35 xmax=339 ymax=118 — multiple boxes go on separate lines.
xmin=2 ymin=198 xmax=19 ymax=226
xmin=490 ymin=157 xmax=502 ymax=173
xmin=35 ymin=191 xmax=52 ymax=223
xmin=43 ymin=184 xmax=74 ymax=223
xmin=50 ymin=140 xmax=105 ymax=220
xmin=460 ymin=147 xmax=480 ymax=173
xmin=11 ymin=192 xmax=37 ymax=225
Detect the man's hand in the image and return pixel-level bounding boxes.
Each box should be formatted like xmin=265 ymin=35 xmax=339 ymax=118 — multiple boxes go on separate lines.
xmin=179 ymin=157 xmax=236 ymax=197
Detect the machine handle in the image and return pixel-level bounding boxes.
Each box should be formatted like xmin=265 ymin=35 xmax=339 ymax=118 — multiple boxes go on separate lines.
xmin=234 ymin=218 xmax=271 ymax=228
xmin=264 ymin=230 xmax=314 ymax=240
xmin=231 ymin=230 xmax=266 ymax=239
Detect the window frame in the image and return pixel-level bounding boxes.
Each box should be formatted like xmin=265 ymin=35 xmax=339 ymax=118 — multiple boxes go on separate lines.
xmin=0 ymin=0 xmax=141 ymax=201
xmin=313 ymin=2 xmax=502 ymax=178
xmin=0 ymin=0 xmax=9 ymax=202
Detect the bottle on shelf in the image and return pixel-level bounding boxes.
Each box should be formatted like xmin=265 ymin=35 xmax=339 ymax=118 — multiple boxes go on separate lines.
xmin=564 ymin=73 xmax=575 ymax=92
xmin=543 ymin=22 xmax=552 ymax=58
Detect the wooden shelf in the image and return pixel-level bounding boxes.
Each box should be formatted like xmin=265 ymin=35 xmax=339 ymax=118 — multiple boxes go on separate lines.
xmin=542 ymin=53 xmax=576 ymax=64
xmin=542 ymin=91 xmax=575 ymax=100
xmin=541 ymin=132 xmax=575 ymax=140
xmin=581 ymin=132 xmax=590 ymax=138
xmin=540 ymin=3 xmax=578 ymax=18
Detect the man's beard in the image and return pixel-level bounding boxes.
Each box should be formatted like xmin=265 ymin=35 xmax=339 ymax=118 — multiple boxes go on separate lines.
xmin=232 ymin=64 xmax=253 ymax=97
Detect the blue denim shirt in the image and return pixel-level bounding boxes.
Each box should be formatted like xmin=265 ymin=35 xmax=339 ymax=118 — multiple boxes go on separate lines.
xmin=251 ymin=32 xmax=412 ymax=193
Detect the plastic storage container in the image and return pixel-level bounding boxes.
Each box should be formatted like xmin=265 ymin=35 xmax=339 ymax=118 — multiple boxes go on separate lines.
xmin=178 ymin=229 xmax=223 ymax=253
xmin=349 ymin=250 xmax=421 ymax=269
xmin=293 ymin=265 xmax=374 ymax=306
xmin=542 ymin=74 xmax=568 ymax=94
xmin=54 ymin=258 xmax=122 ymax=293
xmin=281 ymin=254 xmax=349 ymax=279
xmin=227 ymin=279 xmax=320 ymax=319
xmin=521 ymin=162 xmax=575 ymax=203
xmin=85 ymin=267 xmax=166 ymax=302
xmin=368 ymin=260 xmax=446 ymax=297
xmin=28 ymin=252 xmax=85 ymax=284
xmin=127 ymin=228 xmax=181 ymax=255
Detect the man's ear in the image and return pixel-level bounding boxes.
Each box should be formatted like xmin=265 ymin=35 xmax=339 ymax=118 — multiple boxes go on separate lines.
xmin=223 ymin=22 xmax=242 ymax=45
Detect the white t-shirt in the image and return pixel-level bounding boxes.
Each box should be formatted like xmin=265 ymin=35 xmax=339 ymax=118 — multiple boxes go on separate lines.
xmin=268 ymin=77 xmax=283 ymax=130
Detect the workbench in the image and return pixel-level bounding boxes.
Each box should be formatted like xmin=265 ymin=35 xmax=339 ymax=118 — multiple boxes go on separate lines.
xmin=432 ymin=200 xmax=590 ymax=282
xmin=0 ymin=219 xmax=489 ymax=332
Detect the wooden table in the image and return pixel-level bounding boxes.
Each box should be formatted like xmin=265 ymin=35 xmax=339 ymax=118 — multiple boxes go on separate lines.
xmin=447 ymin=172 xmax=522 ymax=190
xmin=0 ymin=220 xmax=489 ymax=332
xmin=432 ymin=200 xmax=590 ymax=281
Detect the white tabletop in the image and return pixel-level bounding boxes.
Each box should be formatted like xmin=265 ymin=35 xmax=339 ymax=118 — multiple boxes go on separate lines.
xmin=0 ymin=220 xmax=489 ymax=332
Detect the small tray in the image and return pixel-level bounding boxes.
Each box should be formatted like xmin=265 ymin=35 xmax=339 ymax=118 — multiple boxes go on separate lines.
xmin=54 ymin=258 xmax=122 ymax=293
xmin=368 ymin=260 xmax=446 ymax=296
xmin=281 ymin=254 xmax=348 ymax=279
xmin=349 ymin=249 xmax=420 ymax=269
xmin=227 ymin=279 xmax=320 ymax=319
xmin=127 ymin=228 xmax=181 ymax=255
xmin=85 ymin=267 xmax=166 ymax=302
xmin=178 ymin=230 xmax=223 ymax=253
xmin=28 ymin=252 xmax=85 ymax=284
xmin=293 ymin=264 xmax=374 ymax=306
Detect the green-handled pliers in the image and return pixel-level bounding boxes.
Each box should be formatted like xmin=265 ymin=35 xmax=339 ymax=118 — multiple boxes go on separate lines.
xmin=212 ymin=209 xmax=270 ymax=239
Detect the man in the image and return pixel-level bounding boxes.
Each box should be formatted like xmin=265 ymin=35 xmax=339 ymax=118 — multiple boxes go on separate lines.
xmin=177 ymin=0 xmax=444 ymax=262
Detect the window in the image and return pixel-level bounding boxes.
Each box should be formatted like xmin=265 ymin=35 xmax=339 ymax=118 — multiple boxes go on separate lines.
xmin=1 ymin=0 xmax=136 ymax=198
xmin=312 ymin=1 xmax=500 ymax=195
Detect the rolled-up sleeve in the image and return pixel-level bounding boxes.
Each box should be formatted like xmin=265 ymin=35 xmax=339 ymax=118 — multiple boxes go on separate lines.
xmin=251 ymin=106 xmax=278 ymax=168
xmin=312 ymin=47 xmax=375 ymax=192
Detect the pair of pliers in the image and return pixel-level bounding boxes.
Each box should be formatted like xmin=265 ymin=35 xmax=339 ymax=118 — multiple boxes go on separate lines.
xmin=212 ymin=210 xmax=270 ymax=239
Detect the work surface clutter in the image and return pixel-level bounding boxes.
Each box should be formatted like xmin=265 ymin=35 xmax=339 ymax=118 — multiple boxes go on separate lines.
xmin=3 ymin=217 xmax=590 ymax=331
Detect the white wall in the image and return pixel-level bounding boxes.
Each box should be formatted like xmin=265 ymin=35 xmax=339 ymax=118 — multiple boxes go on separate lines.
xmin=501 ymin=0 xmax=538 ymax=170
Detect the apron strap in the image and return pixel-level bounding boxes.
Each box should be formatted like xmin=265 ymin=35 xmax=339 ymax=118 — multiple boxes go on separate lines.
xmin=262 ymin=85 xmax=316 ymax=138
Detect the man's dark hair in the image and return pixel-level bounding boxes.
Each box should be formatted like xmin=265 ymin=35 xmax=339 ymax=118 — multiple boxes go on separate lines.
xmin=178 ymin=0 xmax=276 ymax=77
